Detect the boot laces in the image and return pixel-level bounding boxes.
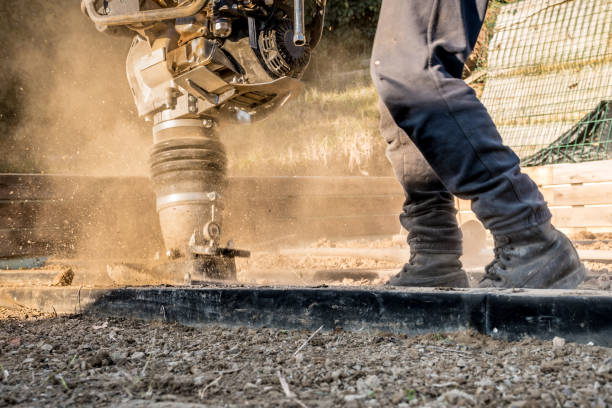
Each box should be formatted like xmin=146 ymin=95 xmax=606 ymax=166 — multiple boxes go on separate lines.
xmin=482 ymin=237 xmax=514 ymax=281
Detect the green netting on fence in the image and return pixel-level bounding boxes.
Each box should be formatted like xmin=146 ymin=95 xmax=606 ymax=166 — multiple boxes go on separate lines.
xmin=480 ymin=0 xmax=612 ymax=166
xmin=522 ymin=100 xmax=612 ymax=166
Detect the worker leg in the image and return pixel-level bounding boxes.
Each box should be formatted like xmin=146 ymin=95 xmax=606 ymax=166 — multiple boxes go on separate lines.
xmin=372 ymin=0 xmax=585 ymax=289
xmin=380 ymin=101 xmax=468 ymax=287
xmin=379 ymin=100 xmax=462 ymax=254
xmin=371 ymin=0 xmax=551 ymax=234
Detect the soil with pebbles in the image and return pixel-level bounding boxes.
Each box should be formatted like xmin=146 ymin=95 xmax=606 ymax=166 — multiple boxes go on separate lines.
xmin=1 ymin=310 xmax=611 ymax=407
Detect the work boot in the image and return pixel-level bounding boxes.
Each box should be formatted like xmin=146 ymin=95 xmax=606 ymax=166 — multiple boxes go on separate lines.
xmin=387 ymin=252 xmax=469 ymax=287
xmin=479 ymin=222 xmax=587 ymax=289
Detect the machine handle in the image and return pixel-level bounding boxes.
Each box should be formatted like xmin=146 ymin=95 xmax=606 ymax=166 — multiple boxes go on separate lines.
xmin=82 ymin=0 xmax=207 ymax=26
xmin=293 ymin=0 xmax=306 ymax=46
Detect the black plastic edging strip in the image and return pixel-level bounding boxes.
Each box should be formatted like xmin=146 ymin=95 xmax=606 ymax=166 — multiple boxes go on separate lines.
xmin=85 ymin=287 xmax=612 ymax=347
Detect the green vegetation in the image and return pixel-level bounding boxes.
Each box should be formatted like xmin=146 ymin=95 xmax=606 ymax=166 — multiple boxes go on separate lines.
xmin=223 ymin=71 xmax=391 ymax=176
xmin=405 ymin=389 xmax=417 ymax=401
xmin=324 ymin=0 xmax=380 ymax=41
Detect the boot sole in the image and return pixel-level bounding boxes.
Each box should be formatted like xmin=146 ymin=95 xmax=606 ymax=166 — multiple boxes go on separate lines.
xmin=482 ymin=263 xmax=588 ymax=290
xmin=387 ymin=271 xmax=470 ymax=288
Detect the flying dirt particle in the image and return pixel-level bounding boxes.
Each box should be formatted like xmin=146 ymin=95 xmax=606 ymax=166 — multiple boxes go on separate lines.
xmin=52 ymin=268 xmax=74 ymax=286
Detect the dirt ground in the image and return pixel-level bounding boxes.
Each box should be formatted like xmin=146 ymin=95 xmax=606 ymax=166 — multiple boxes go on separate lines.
xmin=1 ymin=237 xmax=611 ymax=407
xmin=0 ymin=310 xmax=610 ymax=408
xmin=234 ymin=236 xmax=612 ymax=290
xmin=3 ymin=235 xmax=609 ymax=290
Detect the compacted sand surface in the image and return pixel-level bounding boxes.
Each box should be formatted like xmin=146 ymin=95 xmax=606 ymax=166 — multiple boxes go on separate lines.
xmin=1 ymin=310 xmax=610 ymax=407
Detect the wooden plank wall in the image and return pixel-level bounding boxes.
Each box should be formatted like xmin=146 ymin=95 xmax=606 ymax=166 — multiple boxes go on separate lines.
xmin=0 ymin=175 xmax=405 ymax=258
xmin=223 ymin=177 xmax=403 ymax=244
xmin=0 ymin=174 xmax=163 ymax=259
xmin=457 ymin=160 xmax=612 ymax=234
xmin=1 ymin=160 xmax=611 ymax=258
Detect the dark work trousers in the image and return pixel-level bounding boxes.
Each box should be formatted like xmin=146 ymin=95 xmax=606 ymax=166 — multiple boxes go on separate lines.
xmin=371 ymin=0 xmax=551 ymax=255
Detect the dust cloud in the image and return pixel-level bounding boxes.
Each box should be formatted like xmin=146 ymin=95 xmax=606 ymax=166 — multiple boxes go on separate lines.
xmin=0 ymin=1 xmax=395 ymax=271
xmin=0 ymin=0 xmax=150 ymax=176
xmin=0 ymin=1 xmax=162 ymax=261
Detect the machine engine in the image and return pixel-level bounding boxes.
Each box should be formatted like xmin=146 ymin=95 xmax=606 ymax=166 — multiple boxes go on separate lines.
xmin=81 ymin=0 xmax=326 ymax=281
xmin=82 ymin=0 xmax=325 ymax=122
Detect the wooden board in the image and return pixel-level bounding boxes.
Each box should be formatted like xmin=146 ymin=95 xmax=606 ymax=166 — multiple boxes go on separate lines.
xmin=224 ymin=214 xmax=400 ymax=243
xmin=457 ymin=160 xmax=612 ymax=231
xmin=0 ymin=174 xmax=154 ymax=201
xmin=459 ymin=207 xmax=612 ymax=229
xmin=543 ymin=184 xmax=612 ymax=207
xmin=578 ymin=250 xmax=612 ymax=262
xmin=552 ymin=207 xmax=612 ymax=228
xmin=226 ymin=195 xmax=403 ymax=220
xmin=523 ymin=160 xmax=612 ymax=186
xmin=457 ymin=184 xmax=612 ymax=210
xmin=227 ymin=176 xmax=403 ymax=198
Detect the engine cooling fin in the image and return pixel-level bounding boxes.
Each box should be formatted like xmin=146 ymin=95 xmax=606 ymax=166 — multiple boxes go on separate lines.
xmin=257 ymin=19 xmax=311 ymax=79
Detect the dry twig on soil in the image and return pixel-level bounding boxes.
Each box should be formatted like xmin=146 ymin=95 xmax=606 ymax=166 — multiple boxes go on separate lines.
xmin=198 ymin=374 xmax=223 ymax=398
xmin=277 ymin=371 xmax=309 ymax=408
xmin=198 ymin=367 xmax=242 ymax=399
xmin=277 ymin=371 xmax=296 ymax=398
xmin=294 ymin=325 xmax=324 ymax=357
xmin=426 ymin=345 xmax=473 ymax=355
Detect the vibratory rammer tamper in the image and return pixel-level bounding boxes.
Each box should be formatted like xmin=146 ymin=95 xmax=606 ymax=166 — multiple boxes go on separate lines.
xmin=82 ymin=0 xmax=326 ymax=281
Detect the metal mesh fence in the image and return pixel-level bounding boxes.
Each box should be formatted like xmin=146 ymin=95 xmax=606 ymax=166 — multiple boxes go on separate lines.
xmin=521 ymin=100 xmax=612 ymax=166
xmin=479 ymin=0 xmax=612 ymax=166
